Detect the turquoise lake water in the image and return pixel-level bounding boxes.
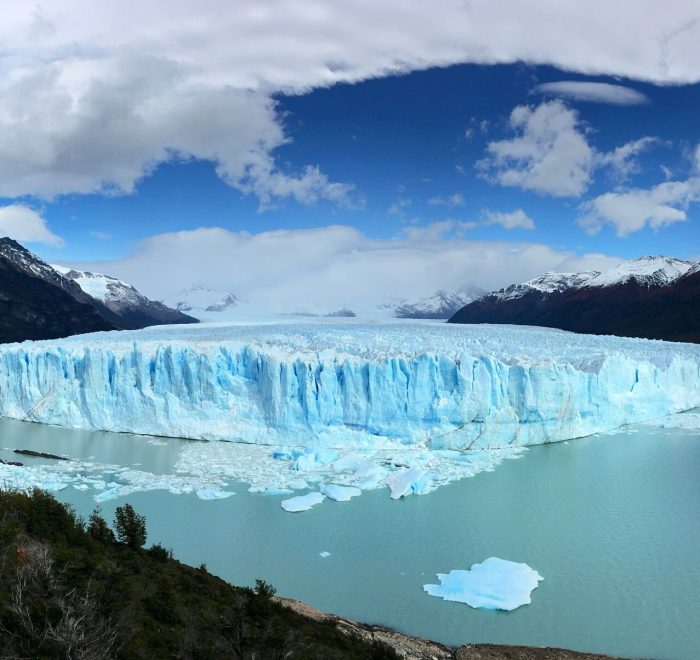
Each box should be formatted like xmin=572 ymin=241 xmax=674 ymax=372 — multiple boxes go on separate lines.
xmin=2 ymin=418 xmax=699 ymax=659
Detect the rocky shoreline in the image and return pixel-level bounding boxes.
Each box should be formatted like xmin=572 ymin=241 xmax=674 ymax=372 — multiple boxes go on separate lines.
xmin=277 ymin=597 xmax=621 ymax=660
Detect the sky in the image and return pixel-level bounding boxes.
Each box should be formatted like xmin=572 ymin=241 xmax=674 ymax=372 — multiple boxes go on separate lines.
xmin=0 ymin=1 xmax=699 ymax=311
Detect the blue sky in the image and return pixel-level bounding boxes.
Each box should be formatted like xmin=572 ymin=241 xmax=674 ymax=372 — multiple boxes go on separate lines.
xmin=33 ymin=63 xmax=700 ymax=263
xmin=0 ymin=2 xmax=698 ymax=308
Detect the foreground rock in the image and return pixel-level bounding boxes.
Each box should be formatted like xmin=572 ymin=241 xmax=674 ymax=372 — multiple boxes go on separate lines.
xmin=277 ymin=597 xmax=620 ymax=660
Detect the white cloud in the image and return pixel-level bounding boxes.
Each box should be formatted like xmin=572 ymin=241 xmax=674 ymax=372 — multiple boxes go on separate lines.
xmin=535 ymin=81 xmax=649 ymax=105
xmin=427 ymin=193 xmax=464 ymax=207
xmin=483 ymin=209 xmax=535 ymax=230
xmin=0 ymin=3 xmax=699 ymax=200
xmin=479 ymin=102 xmax=661 ymax=198
xmin=68 ymin=225 xmax=620 ymax=312
xmin=0 ymin=205 xmax=63 ymax=246
xmin=596 ymin=137 xmax=658 ymax=179
xmin=579 ymin=178 xmax=700 ymax=236
xmin=478 ymin=101 xmax=595 ymax=197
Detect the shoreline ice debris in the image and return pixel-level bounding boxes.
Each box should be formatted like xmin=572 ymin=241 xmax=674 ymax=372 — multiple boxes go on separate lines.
xmin=281 ymin=492 xmax=325 ymax=512
xmin=423 ymin=557 xmax=543 ymax=611
xmin=0 ymin=322 xmax=696 ymax=451
xmin=386 ymin=467 xmax=432 ymax=499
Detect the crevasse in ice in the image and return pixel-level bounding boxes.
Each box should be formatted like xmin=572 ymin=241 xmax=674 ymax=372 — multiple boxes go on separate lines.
xmin=0 ymin=322 xmax=697 ymax=450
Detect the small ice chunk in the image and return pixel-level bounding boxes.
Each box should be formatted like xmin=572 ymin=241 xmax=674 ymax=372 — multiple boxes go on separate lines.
xmin=423 ymin=557 xmax=543 ymax=611
xmin=320 ymin=483 xmax=361 ymax=502
xmin=280 ymin=492 xmax=325 ymax=512
xmin=196 ymin=488 xmax=235 ymax=500
xmin=288 ymin=478 xmax=309 ymax=490
xmin=73 ymin=484 xmax=89 ymax=491
xmin=352 ymin=461 xmax=388 ymax=489
xmin=386 ymin=467 xmax=432 ymax=499
xmin=319 ymin=551 xmax=331 ymax=558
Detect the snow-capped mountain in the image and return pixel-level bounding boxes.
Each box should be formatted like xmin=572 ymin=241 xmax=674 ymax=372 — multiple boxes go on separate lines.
xmin=585 ymin=256 xmax=694 ymax=288
xmin=173 ymin=287 xmax=239 ymax=314
xmin=53 ymin=266 xmax=197 ymax=328
xmin=449 ymin=256 xmax=700 ymax=343
xmin=492 ymin=271 xmax=602 ymax=302
xmin=0 ymin=237 xmax=117 ymax=342
xmin=486 ymin=257 xmax=694 ymax=305
xmin=394 ymin=288 xmax=486 ymax=319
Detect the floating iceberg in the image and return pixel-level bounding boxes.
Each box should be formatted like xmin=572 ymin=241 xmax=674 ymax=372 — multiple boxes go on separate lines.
xmin=424 ymin=557 xmax=543 ymax=611
xmin=319 ymin=483 xmax=361 ymax=501
xmin=0 ymin=322 xmax=696 ymax=452
xmin=281 ymin=492 xmax=325 ymax=512
xmin=196 ymin=488 xmax=235 ymax=500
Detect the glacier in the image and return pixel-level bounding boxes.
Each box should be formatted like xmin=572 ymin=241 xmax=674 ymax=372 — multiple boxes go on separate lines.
xmin=0 ymin=322 xmax=698 ymax=452
xmin=424 ymin=557 xmax=543 ymax=611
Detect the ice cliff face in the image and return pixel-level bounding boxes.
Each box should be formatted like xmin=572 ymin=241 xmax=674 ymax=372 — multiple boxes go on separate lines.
xmin=0 ymin=323 xmax=698 ymax=450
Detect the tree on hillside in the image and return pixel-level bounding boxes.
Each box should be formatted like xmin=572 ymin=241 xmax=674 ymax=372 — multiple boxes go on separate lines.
xmin=87 ymin=506 xmax=115 ymax=543
xmin=114 ymin=503 xmax=147 ymax=549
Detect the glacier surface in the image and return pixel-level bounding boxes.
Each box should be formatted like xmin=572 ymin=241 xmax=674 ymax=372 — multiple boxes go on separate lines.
xmin=0 ymin=322 xmax=697 ymax=453
xmin=423 ymin=557 xmax=543 ymax=611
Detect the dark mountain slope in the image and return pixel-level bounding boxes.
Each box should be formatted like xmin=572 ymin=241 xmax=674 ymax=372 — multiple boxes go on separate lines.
xmin=0 ymin=250 xmax=117 ymax=343
xmin=0 ymin=237 xmax=196 ymax=343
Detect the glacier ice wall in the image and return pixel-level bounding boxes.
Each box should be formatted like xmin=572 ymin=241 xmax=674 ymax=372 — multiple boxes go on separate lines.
xmin=0 ymin=323 xmax=698 ymax=450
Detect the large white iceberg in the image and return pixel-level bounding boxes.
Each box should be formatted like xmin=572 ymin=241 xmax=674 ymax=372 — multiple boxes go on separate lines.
xmin=0 ymin=322 xmax=697 ymax=451
xmin=423 ymin=557 xmax=543 ymax=611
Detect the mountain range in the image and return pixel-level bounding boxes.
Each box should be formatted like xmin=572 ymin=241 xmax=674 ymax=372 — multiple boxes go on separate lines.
xmin=449 ymin=256 xmax=700 ymax=343
xmin=393 ymin=288 xmax=485 ymax=319
xmin=0 ymin=238 xmax=196 ymax=343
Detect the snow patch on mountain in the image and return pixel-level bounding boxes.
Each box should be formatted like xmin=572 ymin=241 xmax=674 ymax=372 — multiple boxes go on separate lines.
xmin=53 ymin=265 xmax=143 ymax=310
xmin=585 ymin=256 xmax=694 ymax=288
xmin=493 ymin=271 xmax=601 ymax=302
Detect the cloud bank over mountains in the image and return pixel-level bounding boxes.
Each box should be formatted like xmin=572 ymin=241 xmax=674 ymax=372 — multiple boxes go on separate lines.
xmin=74 ymin=225 xmax=620 ymax=312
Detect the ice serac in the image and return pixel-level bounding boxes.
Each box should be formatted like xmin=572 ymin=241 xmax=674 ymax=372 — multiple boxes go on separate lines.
xmin=0 ymin=323 xmax=698 ymax=451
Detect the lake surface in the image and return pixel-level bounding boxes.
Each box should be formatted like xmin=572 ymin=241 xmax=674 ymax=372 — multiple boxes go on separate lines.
xmin=2 ymin=417 xmax=699 ymax=659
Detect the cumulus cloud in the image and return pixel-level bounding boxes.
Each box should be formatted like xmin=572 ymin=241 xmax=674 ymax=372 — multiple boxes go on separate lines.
xmin=68 ymin=225 xmax=620 ymax=312
xmin=478 ymin=101 xmax=595 ymax=197
xmin=0 ymin=205 xmax=63 ymax=246
xmin=483 ymin=209 xmax=535 ymax=230
xmin=535 ymin=81 xmax=649 ymax=105
xmin=0 ymin=3 xmax=699 ymax=201
xmin=478 ymin=101 xmax=662 ymax=199
xmin=578 ymin=179 xmax=700 ymax=236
